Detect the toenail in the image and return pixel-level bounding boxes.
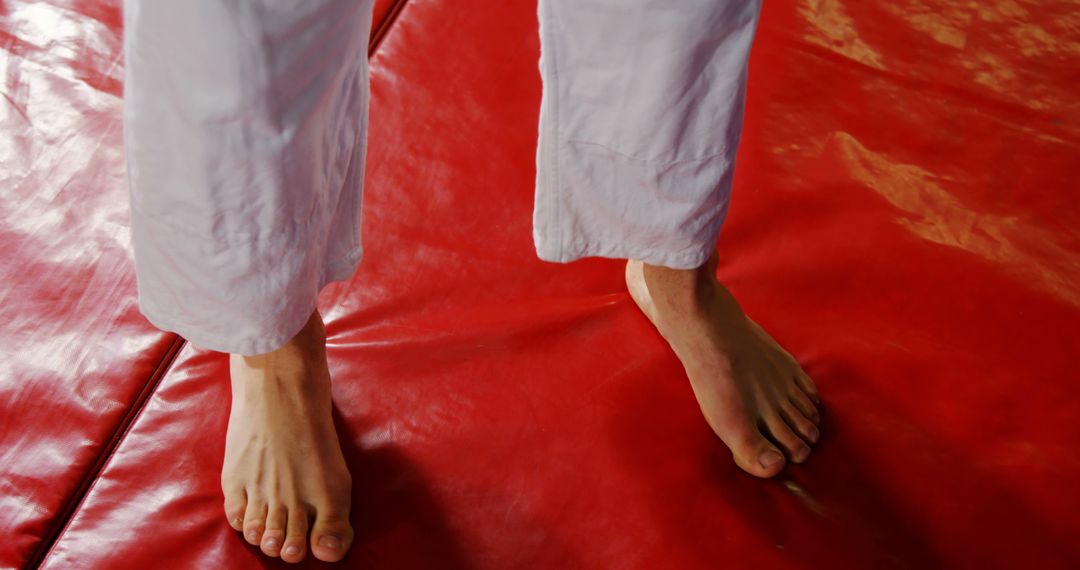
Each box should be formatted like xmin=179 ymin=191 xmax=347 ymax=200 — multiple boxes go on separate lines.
xmin=264 ymin=537 xmax=279 ymax=550
xmin=246 ymin=530 xmax=258 ymax=541
xmin=284 ymin=545 xmax=299 ymax=556
xmin=759 ymin=450 xmax=783 ymax=469
xmin=795 ymin=447 xmax=810 ymax=462
xmin=319 ymin=535 xmax=341 ymax=550
xmin=809 ymin=427 xmax=820 ymax=442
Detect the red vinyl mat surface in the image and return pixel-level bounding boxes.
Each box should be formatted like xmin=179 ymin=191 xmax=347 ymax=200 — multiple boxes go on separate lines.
xmin=4 ymin=0 xmax=1079 ymax=568
xmin=0 ymin=3 xmax=178 ymax=568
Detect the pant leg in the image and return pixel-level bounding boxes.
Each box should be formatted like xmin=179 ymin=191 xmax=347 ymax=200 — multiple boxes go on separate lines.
xmin=533 ymin=0 xmax=762 ymax=269
xmin=123 ymin=1 xmax=373 ymax=355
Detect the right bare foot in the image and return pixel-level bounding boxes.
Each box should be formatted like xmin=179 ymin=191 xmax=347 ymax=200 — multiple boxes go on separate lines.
xmin=221 ymin=308 xmax=354 ymax=563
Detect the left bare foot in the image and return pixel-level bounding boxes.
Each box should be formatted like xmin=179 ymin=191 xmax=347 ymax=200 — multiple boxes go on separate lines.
xmin=626 ymin=253 xmax=822 ymax=478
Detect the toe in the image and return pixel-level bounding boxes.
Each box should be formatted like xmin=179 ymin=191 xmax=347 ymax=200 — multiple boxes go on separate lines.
xmin=223 ymin=487 xmax=247 ymax=532
xmin=795 ymin=370 xmax=821 ymax=404
xmin=260 ymin=505 xmax=287 ymax=557
xmin=724 ymin=424 xmax=787 ymax=478
xmin=765 ymin=414 xmax=812 ymax=464
xmin=781 ymin=401 xmax=820 ymax=445
xmin=789 ymin=388 xmax=820 ymax=424
xmin=242 ymin=498 xmax=266 ymax=546
xmin=280 ymin=506 xmax=310 ymax=563
xmin=310 ymin=507 xmax=354 ymax=563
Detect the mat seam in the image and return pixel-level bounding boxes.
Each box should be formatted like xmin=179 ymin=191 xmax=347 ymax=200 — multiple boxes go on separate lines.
xmin=27 ymin=334 xmax=186 ymax=570
xmin=370 ymin=0 xmax=411 ymax=53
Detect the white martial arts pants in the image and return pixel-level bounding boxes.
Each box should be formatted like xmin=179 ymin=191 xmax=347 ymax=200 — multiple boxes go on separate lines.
xmin=123 ymin=0 xmax=762 ymax=356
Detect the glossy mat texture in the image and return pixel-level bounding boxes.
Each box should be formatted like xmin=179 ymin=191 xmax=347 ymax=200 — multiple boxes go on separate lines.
xmin=0 ymin=3 xmax=177 ymax=568
xmin=5 ymin=0 xmax=1079 ymax=568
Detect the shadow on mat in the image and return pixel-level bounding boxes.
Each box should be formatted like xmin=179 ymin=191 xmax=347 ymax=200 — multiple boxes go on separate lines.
xmin=614 ymin=355 xmax=1075 ymax=568
xmin=236 ymin=406 xmax=472 ymax=569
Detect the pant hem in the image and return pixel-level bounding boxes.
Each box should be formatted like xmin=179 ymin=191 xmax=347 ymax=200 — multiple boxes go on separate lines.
xmin=138 ymin=247 xmax=363 ymax=356
xmin=535 ymin=236 xmax=713 ymax=270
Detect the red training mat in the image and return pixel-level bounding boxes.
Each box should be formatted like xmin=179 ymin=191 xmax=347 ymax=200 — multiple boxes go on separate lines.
xmin=25 ymin=0 xmax=1080 ymax=568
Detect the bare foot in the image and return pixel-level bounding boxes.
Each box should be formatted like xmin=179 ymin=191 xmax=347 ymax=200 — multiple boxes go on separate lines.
xmin=626 ymin=254 xmax=822 ymax=478
xmin=221 ymin=308 xmax=354 ymax=563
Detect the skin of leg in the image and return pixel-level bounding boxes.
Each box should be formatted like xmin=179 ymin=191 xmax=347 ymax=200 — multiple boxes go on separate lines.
xmin=220 ymin=308 xmax=355 ymax=563
xmin=625 ymin=252 xmax=822 ymax=478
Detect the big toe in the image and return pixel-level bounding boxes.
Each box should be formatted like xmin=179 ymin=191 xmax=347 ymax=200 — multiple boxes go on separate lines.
xmin=729 ymin=430 xmax=787 ymax=478
xmin=310 ymin=509 xmax=354 ymax=563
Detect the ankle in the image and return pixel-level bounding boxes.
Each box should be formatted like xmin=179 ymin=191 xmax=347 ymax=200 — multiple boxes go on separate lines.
xmin=291 ymin=308 xmax=327 ymax=346
xmin=639 ymin=259 xmax=716 ymax=310
xmin=239 ymin=308 xmax=326 ymax=365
